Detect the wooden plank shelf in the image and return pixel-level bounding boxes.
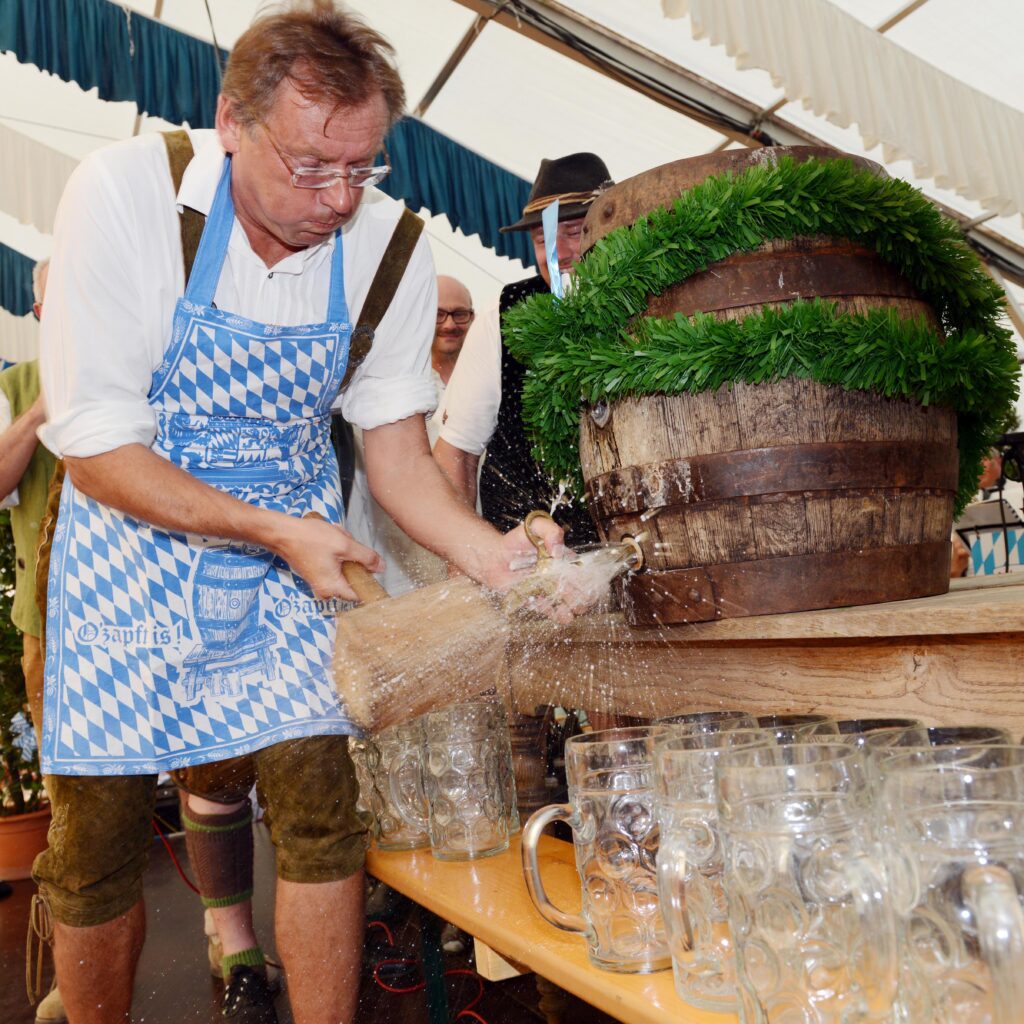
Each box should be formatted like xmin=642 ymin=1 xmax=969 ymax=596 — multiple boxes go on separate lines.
xmin=503 ymin=575 xmax=1024 ymax=731
xmin=367 ymin=834 xmax=731 ymax=1024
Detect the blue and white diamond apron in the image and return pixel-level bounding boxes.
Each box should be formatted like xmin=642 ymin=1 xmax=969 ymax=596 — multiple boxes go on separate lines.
xmin=43 ymin=158 xmax=357 ymax=775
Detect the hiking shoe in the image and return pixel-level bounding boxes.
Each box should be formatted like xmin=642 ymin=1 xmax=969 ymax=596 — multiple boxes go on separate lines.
xmin=35 ymin=984 xmax=67 ymax=1024
xmin=221 ymin=965 xmax=278 ymax=1023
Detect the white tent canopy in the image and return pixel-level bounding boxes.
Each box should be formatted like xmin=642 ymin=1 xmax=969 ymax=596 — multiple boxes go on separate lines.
xmin=1 ymin=0 xmax=1022 ymax=413
xmin=671 ymin=0 xmax=1024 ymax=216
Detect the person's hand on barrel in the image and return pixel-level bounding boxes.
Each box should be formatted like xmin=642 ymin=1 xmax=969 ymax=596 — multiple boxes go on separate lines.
xmin=486 ymin=511 xmax=597 ymax=624
xmin=271 ymin=513 xmax=384 ymax=602
xmin=496 ymin=511 xmax=568 ymax=578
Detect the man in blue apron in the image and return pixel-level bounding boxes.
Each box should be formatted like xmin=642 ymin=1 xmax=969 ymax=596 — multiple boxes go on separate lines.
xmin=33 ymin=6 xmax=564 ymax=1023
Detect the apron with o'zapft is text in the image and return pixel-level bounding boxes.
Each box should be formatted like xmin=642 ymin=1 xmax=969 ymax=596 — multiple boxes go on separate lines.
xmin=42 ymin=157 xmax=356 ymax=775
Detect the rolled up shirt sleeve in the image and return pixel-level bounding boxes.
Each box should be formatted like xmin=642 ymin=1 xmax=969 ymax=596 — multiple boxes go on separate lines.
xmin=39 ymin=143 xmax=180 ymax=458
xmin=435 ymin=300 xmax=502 ymax=456
xmin=338 ymin=229 xmax=439 ymax=431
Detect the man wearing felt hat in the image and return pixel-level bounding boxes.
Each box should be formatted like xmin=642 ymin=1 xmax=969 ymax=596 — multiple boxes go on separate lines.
xmin=434 ymin=153 xmax=612 ymax=544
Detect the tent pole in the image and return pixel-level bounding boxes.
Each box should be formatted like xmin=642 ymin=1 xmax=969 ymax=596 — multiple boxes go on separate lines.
xmin=876 ymin=0 xmax=932 ymax=35
xmin=985 ymin=263 xmax=1024 ymax=342
xmin=414 ymin=10 xmax=497 ymax=118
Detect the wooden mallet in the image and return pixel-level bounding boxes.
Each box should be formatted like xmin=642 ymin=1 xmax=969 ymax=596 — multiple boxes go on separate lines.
xmin=333 ymin=561 xmax=510 ymax=734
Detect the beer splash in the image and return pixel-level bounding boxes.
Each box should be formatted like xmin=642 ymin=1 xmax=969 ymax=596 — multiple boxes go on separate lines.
xmin=503 ymin=534 xmax=647 ymax=621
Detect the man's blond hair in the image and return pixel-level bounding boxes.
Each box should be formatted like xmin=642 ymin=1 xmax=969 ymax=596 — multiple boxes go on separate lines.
xmin=222 ymin=0 xmax=405 ymax=129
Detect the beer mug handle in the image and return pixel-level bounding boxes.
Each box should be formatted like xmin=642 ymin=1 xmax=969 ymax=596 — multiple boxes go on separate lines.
xmin=387 ymin=748 xmax=429 ymax=833
xmin=962 ymin=864 xmax=1024 ymax=1024
xmin=520 ymin=803 xmax=588 ymax=935
xmin=845 ymin=855 xmax=900 ymax=1014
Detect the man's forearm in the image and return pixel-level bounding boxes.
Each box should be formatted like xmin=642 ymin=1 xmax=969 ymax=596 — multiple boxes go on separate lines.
xmin=366 ymin=417 xmax=566 ymax=596
xmin=372 ymin=449 xmax=498 ymax=580
xmin=62 ymin=442 xmax=386 ymax=604
xmin=366 ymin=421 xmax=499 ymax=580
xmin=0 ymin=405 xmax=46 ymax=500
xmin=433 ymin=438 xmax=479 ymax=509
xmin=65 ymin=444 xmax=290 ymax=553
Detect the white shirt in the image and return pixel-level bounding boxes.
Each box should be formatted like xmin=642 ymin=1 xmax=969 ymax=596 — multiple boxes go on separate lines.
xmin=434 ymin=297 xmax=503 ymax=456
xmin=39 ymin=130 xmax=438 ymax=458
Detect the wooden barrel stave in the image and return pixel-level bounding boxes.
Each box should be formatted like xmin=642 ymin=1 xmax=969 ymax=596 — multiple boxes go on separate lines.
xmin=580 ymin=380 xmax=957 ymax=476
xmin=583 ymin=382 xmax=957 ymax=573
xmin=644 ymin=237 xmax=941 ymax=334
xmin=603 ymin=490 xmax=955 ymax=568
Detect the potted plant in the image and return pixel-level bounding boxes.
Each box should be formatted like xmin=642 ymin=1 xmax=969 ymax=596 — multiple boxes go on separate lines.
xmin=0 ymin=508 xmax=50 ymax=879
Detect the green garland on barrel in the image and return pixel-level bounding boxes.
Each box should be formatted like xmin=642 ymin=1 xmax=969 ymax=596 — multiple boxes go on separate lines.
xmin=503 ymin=156 xmax=1019 ymax=516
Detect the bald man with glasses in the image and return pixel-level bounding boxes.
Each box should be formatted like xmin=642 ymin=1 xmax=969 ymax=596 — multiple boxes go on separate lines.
xmin=432 ymin=276 xmax=475 ymax=386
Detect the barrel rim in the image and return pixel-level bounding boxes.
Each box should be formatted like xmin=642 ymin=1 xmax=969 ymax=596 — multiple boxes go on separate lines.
xmin=581 ymin=146 xmax=887 ymax=255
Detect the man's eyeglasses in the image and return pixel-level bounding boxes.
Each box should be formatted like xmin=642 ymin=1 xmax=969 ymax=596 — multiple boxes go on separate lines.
xmin=436 ymin=308 xmax=474 ymax=326
xmin=260 ymin=122 xmax=391 ymax=190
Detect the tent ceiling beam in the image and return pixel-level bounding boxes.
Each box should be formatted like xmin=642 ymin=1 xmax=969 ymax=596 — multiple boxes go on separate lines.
xmin=414 ymin=9 xmax=493 ymax=118
xmin=876 ymin=0 xmax=933 ymax=35
xmin=448 ymin=0 xmax=813 ymax=148
xmin=973 ymin=230 xmax=1024 ymax=290
xmin=961 ymin=211 xmax=998 ymax=230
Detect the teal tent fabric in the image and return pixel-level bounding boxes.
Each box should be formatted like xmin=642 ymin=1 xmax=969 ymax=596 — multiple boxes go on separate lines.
xmin=0 ymin=0 xmax=225 ymax=127
xmin=0 ymin=243 xmax=35 ymax=317
xmin=384 ymin=118 xmax=533 ymax=266
xmin=130 ymin=12 xmax=226 ymax=128
xmin=0 ymin=0 xmax=135 ymax=104
xmin=0 ymin=0 xmax=534 ymax=265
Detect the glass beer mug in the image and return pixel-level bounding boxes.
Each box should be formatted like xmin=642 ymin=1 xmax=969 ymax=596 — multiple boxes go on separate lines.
xmin=881 ymin=748 xmax=1024 ymax=1023
xmin=521 ymin=726 xmax=670 ymax=973
xmin=716 ymin=743 xmax=900 ymax=1023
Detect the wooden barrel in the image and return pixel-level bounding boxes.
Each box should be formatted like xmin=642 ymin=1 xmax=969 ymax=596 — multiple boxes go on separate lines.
xmin=508 ymin=714 xmax=549 ymax=819
xmin=577 ymin=148 xmax=958 ymax=626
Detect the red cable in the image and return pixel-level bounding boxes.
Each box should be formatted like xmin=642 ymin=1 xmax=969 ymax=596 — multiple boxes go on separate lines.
xmin=367 ymin=918 xmax=395 ymax=946
xmin=371 ymin=957 xmax=489 ymax=1023
xmin=444 ymin=969 xmax=483 ymax=1013
xmin=372 ymin=957 xmax=423 ymax=994
xmin=151 ymin=819 xmax=200 ymax=895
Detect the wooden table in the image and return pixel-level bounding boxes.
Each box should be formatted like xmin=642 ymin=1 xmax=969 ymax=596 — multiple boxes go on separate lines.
xmin=366 ymin=834 xmax=732 ymax=1024
xmin=503 ymin=574 xmax=1024 ymax=731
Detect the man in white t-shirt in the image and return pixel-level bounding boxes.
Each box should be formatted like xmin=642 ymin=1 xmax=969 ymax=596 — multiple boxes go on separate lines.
xmin=347 ymin=275 xmax=474 ymax=594
xmin=32 ymin=7 xmax=564 ymax=1024
xmin=434 ymin=154 xmax=612 ymax=545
